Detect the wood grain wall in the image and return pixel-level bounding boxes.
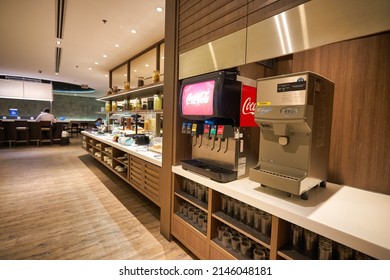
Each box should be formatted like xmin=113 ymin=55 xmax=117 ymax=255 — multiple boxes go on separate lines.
xmin=178 ymin=0 xmax=309 ymax=54
xmin=292 ymin=32 xmax=390 ymax=195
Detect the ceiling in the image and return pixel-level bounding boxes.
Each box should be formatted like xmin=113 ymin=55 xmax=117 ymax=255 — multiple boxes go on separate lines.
xmin=0 ymin=0 xmax=165 ymax=98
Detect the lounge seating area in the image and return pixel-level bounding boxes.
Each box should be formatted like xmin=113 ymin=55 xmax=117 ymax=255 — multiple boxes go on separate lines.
xmin=0 ymin=120 xmax=67 ymax=147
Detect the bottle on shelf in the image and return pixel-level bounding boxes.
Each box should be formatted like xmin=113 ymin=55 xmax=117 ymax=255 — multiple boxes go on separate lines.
xmin=154 ymin=93 xmax=162 ymax=110
xmin=105 ymin=101 xmax=111 ymax=112
xmin=112 ymin=100 xmax=117 ymax=111
xmin=152 ymin=70 xmax=160 ymax=83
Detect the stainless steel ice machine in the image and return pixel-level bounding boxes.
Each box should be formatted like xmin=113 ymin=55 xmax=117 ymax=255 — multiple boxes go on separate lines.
xmin=249 ymin=72 xmax=334 ymax=199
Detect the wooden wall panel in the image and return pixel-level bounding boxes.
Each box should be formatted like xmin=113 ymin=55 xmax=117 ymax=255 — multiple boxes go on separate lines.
xmin=178 ymin=0 xmax=248 ymax=54
xmin=292 ymin=32 xmax=390 ymax=195
xmin=247 ymin=0 xmax=310 ymax=26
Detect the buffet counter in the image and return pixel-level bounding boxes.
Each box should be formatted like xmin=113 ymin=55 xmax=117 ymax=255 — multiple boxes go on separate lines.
xmin=81 ymin=131 xmax=162 ymax=206
xmin=81 ymin=131 xmax=161 ymax=166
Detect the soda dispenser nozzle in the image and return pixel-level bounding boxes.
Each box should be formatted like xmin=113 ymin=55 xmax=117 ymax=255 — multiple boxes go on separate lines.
xmin=191 ymin=122 xmax=204 ymax=147
xmin=217 ymin=125 xmax=235 ymax=153
xmin=210 ymin=125 xmax=217 ymax=151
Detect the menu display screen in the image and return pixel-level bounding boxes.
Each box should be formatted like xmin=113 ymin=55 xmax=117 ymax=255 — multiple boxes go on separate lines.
xmin=181 ymin=80 xmax=215 ymax=116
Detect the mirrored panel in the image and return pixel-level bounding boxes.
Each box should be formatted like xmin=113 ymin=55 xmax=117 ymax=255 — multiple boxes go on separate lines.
xmin=111 ymin=63 xmax=128 ymax=91
xmin=159 ymin=43 xmax=165 ymax=82
xmin=130 ymin=48 xmax=157 ymax=88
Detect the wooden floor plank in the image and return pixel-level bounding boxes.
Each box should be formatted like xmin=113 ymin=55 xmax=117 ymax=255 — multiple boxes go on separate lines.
xmin=0 ymin=139 xmax=193 ymax=260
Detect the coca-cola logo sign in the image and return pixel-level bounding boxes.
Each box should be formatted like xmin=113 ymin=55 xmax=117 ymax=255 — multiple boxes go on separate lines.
xmin=181 ymin=80 xmax=215 ymax=116
xmin=242 ymin=97 xmax=256 ymax=115
xmin=185 ymin=91 xmax=210 ymax=106
xmin=240 ymin=85 xmax=257 ymax=127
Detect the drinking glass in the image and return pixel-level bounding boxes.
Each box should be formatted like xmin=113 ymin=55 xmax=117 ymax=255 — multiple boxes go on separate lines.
xmin=246 ymin=206 xmax=255 ymax=228
xmin=254 ymin=209 xmax=263 ymax=231
xmin=291 ymin=224 xmax=304 ymax=252
xmin=222 ymin=232 xmax=232 ymax=248
xmin=338 ymin=244 xmax=354 ymax=260
xmin=318 ymin=237 xmax=333 ymax=260
xmin=261 ymin=212 xmax=272 ymax=237
xmin=240 ymin=241 xmax=252 ymax=257
xmin=192 ymin=210 xmax=200 ymax=224
xmin=239 ymin=202 xmax=248 ymax=224
xmin=231 ymin=236 xmax=241 ymax=251
xmin=304 ymin=229 xmax=318 ymax=259
xmin=221 ymin=195 xmax=227 ymax=214
xmin=217 ymin=226 xmax=227 ymax=241
xmin=253 ymin=248 xmax=266 ymax=260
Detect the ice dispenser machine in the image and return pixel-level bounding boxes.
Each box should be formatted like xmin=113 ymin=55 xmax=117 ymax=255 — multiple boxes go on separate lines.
xmin=249 ymin=72 xmax=334 ymax=199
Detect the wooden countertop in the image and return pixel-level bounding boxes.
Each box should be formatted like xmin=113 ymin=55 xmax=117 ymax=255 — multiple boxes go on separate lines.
xmin=172 ymin=165 xmax=390 ymax=259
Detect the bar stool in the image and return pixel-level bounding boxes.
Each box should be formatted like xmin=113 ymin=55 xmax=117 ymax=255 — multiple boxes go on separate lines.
xmin=39 ymin=121 xmax=53 ymax=146
xmin=0 ymin=120 xmax=4 ymax=146
xmin=67 ymin=122 xmax=79 ymax=138
xmin=14 ymin=120 xmax=29 ymax=147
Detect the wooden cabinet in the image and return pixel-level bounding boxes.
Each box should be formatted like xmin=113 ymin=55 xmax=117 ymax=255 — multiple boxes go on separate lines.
xmin=82 ymin=134 xmax=161 ymax=207
xmin=129 ymin=155 xmax=160 ymax=206
xmin=171 ymin=167 xmax=386 ymax=260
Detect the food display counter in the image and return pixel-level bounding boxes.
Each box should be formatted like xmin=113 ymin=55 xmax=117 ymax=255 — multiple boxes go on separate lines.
xmin=81 ymin=131 xmax=162 ymax=206
xmin=172 ymin=165 xmax=390 ymax=260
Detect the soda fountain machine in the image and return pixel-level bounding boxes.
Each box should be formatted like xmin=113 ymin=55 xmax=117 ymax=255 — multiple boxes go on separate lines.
xmin=179 ymin=71 xmax=259 ymax=183
xmin=249 ymin=72 xmax=334 ymax=199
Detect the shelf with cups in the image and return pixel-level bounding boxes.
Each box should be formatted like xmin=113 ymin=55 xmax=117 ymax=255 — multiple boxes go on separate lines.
xmin=276 ymin=220 xmax=376 ymax=260
xmin=208 ymin=191 xmax=272 ymax=260
xmin=211 ymin=221 xmax=270 ymax=260
xmin=171 ymin=175 xmax=210 ymax=259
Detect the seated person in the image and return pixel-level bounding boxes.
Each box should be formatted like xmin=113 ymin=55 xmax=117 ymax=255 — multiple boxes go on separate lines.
xmin=35 ymin=108 xmax=56 ymax=124
xmin=95 ymin=117 xmax=104 ymax=127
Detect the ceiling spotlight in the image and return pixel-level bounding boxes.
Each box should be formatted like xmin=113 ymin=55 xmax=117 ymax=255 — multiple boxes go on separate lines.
xmin=156 ymin=7 xmax=163 ymax=12
xmin=131 ymin=29 xmax=137 ymax=34
xmin=88 ymin=67 xmax=92 ymax=70
xmin=145 ymin=64 xmax=149 ymax=67
xmin=103 ymin=54 xmax=107 ymax=58
xmin=115 ymin=44 xmax=120 ymax=47
xmin=55 ymin=40 xmax=61 ymax=45
xmin=95 ymin=62 xmax=99 ymax=65
xmin=104 ymin=74 xmax=108 ymax=77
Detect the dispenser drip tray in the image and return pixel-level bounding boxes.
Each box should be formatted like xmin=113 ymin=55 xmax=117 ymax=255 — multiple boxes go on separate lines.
xmin=181 ymin=159 xmax=237 ymax=183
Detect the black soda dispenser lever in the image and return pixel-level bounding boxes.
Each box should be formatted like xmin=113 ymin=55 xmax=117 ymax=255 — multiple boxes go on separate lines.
xmin=210 ymin=124 xmax=218 ymax=150
xmin=191 ymin=122 xmax=204 ymax=147
xmin=216 ymin=125 xmax=234 ymax=153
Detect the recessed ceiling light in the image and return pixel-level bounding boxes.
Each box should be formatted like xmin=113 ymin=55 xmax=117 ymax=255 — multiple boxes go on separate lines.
xmin=145 ymin=64 xmax=149 ymax=67
xmin=88 ymin=68 xmax=92 ymax=70
xmin=55 ymin=40 xmax=61 ymax=45
xmin=103 ymin=54 xmax=107 ymax=58
xmin=115 ymin=44 xmax=120 ymax=47
xmin=104 ymin=74 xmax=108 ymax=77
xmin=124 ymin=74 xmax=127 ymax=77
xmin=95 ymin=62 xmax=99 ymax=65
xmin=133 ymin=69 xmax=137 ymax=72
xmin=131 ymin=29 xmax=136 ymax=34
xmin=156 ymin=7 xmax=163 ymax=12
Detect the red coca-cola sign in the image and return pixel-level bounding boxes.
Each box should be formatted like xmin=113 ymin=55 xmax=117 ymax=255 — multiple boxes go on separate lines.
xmin=181 ymin=80 xmax=215 ymax=116
xmin=240 ymin=85 xmax=257 ymax=127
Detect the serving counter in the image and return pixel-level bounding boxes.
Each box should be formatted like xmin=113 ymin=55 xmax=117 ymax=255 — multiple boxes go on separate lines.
xmin=81 ymin=131 xmax=162 ymax=206
xmin=172 ymin=165 xmax=390 ymax=260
